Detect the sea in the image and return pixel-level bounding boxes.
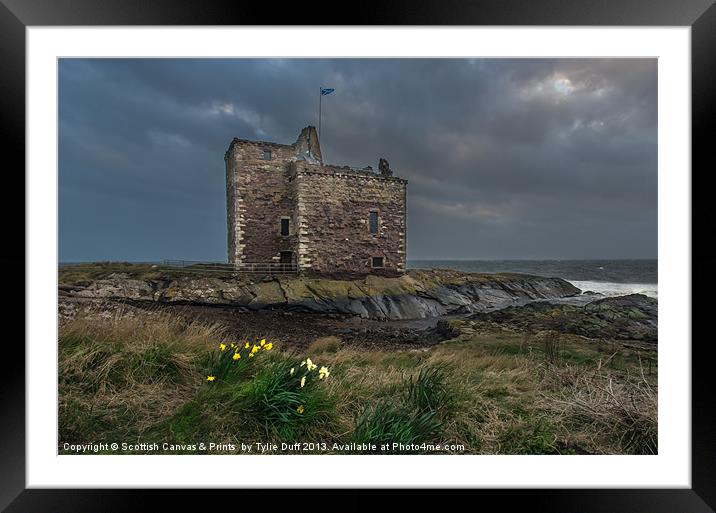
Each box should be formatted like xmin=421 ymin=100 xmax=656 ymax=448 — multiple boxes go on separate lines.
xmin=407 ymin=259 xmax=658 ymax=299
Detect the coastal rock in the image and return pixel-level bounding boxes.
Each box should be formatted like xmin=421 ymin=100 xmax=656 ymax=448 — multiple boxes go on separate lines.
xmin=467 ymin=293 xmax=657 ymax=342
xmin=157 ymin=277 xmax=229 ymax=304
xmin=62 ymin=269 xmax=581 ymax=321
xmin=75 ymin=273 xmax=154 ymax=301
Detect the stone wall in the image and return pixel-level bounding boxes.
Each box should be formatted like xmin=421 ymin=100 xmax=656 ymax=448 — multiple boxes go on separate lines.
xmin=225 ymin=139 xmax=297 ymax=264
xmin=292 ymin=162 xmax=407 ymax=277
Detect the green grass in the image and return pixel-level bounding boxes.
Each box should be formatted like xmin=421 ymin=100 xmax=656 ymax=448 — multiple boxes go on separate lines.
xmin=349 ymin=364 xmax=450 ymax=453
xmin=403 ymin=365 xmax=450 ymax=414
xmin=498 ymin=415 xmax=558 ymax=454
xmin=351 ymin=401 xmax=443 ymax=453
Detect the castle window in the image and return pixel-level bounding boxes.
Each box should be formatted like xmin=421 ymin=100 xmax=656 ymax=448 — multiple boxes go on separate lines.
xmin=262 ymin=149 xmax=272 ymax=160
xmin=369 ymin=211 xmax=379 ymax=234
xmin=371 ymin=257 xmax=384 ymax=268
xmin=280 ymin=217 xmax=290 ymax=236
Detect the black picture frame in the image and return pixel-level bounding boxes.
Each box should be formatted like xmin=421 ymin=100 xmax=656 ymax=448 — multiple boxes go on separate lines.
xmin=2 ymin=0 xmax=713 ymax=511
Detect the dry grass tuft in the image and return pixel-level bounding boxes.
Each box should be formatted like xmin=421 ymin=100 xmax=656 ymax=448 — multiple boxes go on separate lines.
xmin=539 ymin=360 xmax=657 ymax=454
xmin=59 ymin=308 xmax=225 ymax=446
xmin=536 ymin=330 xmax=564 ymax=364
xmin=307 ymin=336 xmax=343 ymax=354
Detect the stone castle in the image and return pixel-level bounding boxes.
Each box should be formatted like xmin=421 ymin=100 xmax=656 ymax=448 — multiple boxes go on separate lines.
xmin=225 ymin=126 xmax=407 ymax=277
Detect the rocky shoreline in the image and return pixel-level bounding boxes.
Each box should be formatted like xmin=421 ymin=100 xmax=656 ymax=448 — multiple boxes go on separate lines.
xmin=59 ymin=268 xmax=581 ymax=321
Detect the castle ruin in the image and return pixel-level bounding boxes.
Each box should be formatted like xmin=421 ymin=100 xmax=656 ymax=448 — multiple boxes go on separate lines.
xmin=225 ymin=126 xmax=407 ymax=277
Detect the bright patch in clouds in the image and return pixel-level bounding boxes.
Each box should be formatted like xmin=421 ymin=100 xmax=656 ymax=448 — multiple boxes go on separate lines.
xmin=208 ymin=101 xmax=265 ymax=135
xmin=553 ymin=76 xmax=576 ymax=95
xmin=210 ymin=101 xmax=236 ymax=115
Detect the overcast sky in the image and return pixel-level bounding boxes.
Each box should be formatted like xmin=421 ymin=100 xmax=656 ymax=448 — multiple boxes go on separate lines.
xmin=59 ymin=58 xmax=657 ymax=262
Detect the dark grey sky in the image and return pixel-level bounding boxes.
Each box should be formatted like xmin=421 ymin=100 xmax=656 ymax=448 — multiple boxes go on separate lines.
xmin=58 ymin=58 xmax=657 ymax=262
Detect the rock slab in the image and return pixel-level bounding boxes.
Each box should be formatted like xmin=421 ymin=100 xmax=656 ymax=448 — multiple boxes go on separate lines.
xmin=69 ymin=269 xmax=582 ymax=321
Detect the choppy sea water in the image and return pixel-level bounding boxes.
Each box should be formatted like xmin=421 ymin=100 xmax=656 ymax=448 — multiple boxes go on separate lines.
xmin=408 ymin=259 xmax=658 ymax=299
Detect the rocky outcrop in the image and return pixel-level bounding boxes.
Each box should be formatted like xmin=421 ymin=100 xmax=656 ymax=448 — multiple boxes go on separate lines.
xmin=466 ymin=294 xmax=658 ymax=342
xmin=75 ymin=273 xmax=155 ymax=300
xmin=64 ymin=269 xmax=581 ymax=321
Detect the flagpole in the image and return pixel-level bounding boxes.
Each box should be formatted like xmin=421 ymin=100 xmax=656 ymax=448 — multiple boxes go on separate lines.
xmin=318 ymin=86 xmax=322 ymax=140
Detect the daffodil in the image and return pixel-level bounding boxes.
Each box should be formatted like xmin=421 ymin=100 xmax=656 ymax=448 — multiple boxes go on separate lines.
xmin=260 ymin=339 xmax=266 ymax=346
xmin=300 ymin=376 xmax=306 ymax=388
xmin=290 ymin=367 xmax=295 ymax=376
xmin=219 ymin=343 xmax=226 ymax=351
xmin=264 ymin=343 xmax=273 ymax=351
xmin=249 ymin=353 xmax=255 ymax=358
xmin=300 ymin=360 xmax=306 ymax=367
xmin=251 ymin=345 xmax=260 ymax=354
xmin=206 ymin=375 xmax=216 ymax=382
xmin=245 ymin=342 xmax=250 ymax=349
xmin=230 ymin=343 xmax=236 ymax=348
xmin=318 ymin=366 xmax=330 ymax=380
xmin=306 ymin=358 xmax=317 ymax=371
xmin=296 ymin=405 xmax=305 ymax=414
xmin=232 ymin=352 xmax=241 ymax=361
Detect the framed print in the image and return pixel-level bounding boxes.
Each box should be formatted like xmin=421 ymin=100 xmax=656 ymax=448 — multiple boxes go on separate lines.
xmin=3 ymin=0 xmax=715 ymax=510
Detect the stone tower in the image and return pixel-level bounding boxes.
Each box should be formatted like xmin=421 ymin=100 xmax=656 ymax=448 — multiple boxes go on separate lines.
xmin=225 ymin=126 xmax=407 ymax=277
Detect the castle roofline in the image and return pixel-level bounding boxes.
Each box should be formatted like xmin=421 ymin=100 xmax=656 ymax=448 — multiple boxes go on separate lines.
xmin=226 ymin=125 xmax=322 ymax=163
xmin=291 ymin=160 xmax=407 ymax=183
xmin=225 ymin=125 xmax=403 ymax=181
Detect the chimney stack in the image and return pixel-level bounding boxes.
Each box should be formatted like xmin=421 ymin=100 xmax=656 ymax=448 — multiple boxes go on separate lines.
xmin=294 ymin=126 xmax=322 ymax=163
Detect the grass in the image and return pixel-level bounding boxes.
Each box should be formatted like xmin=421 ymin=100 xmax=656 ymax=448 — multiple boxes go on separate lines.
xmin=351 ymin=402 xmax=443 ymax=452
xmin=242 ymin=358 xmax=337 ymax=441
xmin=403 ymin=365 xmax=450 ymax=414
xmin=349 ymin=365 xmax=450 ymax=453
xmin=58 ymin=261 xmax=244 ymax=286
xmin=307 ymin=336 xmax=343 ymax=354
xmin=58 ymin=309 xmax=658 ymax=455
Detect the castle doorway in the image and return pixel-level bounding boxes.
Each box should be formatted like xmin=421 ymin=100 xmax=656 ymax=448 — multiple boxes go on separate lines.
xmin=280 ymin=251 xmax=293 ymax=264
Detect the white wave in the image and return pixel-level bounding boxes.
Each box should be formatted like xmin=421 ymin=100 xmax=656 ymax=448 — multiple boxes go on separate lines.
xmin=567 ymin=280 xmax=658 ymax=299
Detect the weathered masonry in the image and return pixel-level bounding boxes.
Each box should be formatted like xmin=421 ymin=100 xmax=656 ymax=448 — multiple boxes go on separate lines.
xmin=225 ymin=126 xmax=407 ymax=277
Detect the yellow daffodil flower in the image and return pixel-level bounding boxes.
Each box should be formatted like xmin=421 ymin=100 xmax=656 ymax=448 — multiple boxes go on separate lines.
xmin=264 ymin=343 xmax=273 ymax=351
xmin=230 ymin=343 xmax=236 ymax=348
xmin=318 ymin=366 xmax=330 ymax=379
xmin=219 ymin=343 xmax=226 ymax=351
xmin=290 ymin=367 xmax=295 ymax=376
xmin=232 ymin=352 xmax=241 ymax=361
xmin=300 ymin=376 xmax=306 ymax=388
xmin=260 ymin=339 xmax=266 ymax=346
xmin=305 ymin=358 xmax=317 ymax=371
xmin=297 ymin=405 xmax=305 ymax=414
xmin=300 ymin=360 xmax=306 ymax=367
xmin=249 ymin=353 xmax=254 ymax=358
xmin=206 ymin=375 xmax=216 ymax=381
xmin=252 ymin=345 xmax=259 ymax=354
xmin=245 ymin=342 xmax=250 ymax=349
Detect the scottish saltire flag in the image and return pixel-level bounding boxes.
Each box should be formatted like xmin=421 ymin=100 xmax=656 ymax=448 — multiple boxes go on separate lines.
xmin=320 ymin=88 xmax=335 ymax=96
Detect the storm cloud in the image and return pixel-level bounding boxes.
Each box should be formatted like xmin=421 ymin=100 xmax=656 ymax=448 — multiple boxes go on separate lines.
xmin=58 ymin=58 xmax=657 ymax=262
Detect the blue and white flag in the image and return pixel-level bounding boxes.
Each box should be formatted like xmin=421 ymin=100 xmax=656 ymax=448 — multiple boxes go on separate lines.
xmin=320 ymin=88 xmax=335 ymax=96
